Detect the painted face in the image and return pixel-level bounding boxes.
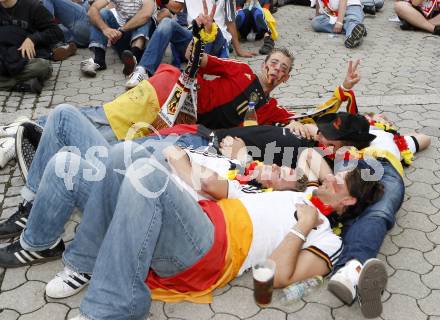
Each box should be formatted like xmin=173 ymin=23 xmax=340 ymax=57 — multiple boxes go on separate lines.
xmin=314 ymin=171 xmax=353 ymax=214
xmin=262 ymin=52 xmax=291 ymax=87
xmin=254 ymin=164 xmax=299 ymax=190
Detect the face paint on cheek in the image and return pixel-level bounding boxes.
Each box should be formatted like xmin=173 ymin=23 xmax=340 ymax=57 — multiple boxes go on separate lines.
xmin=265 ymin=66 xmax=273 ymax=85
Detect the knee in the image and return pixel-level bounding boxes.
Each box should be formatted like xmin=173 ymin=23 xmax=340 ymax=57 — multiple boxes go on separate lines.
xmin=394 ymin=1 xmax=409 ymax=15
xmin=50 ymin=104 xmax=79 ymax=123
xmin=156 ymin=18 xmax=173 ymax=33
xmin=311 ymin=17 xmax=323 ymax=31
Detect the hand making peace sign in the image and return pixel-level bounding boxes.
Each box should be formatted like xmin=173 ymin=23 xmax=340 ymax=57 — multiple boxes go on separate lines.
xmin=342 ymin=59 xmax=361 ymax=90
xmin=195 ymin=0 xmax=217 ymax=33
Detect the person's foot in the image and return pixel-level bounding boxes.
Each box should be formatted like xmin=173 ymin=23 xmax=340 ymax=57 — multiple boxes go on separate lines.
xmin=80 ymin=58 xmax=102 ymax=77
xmin=0 ymin=116 xmax=29 ymax=138
xmin=0 ymin=238 xmax=64 ymax=268
xmin=52 ymin=42 xmax=78 ymax=61
xmin=259 ymin=35 xmax=275 ymax=55
xmin=344 ymin=23 xmax=367 ymax=48
xmin=0 ymin=201 xmax=32 ymax=239
xmin=15 ymin=121 xmax=43 ymax=182
xmin=46 ymin=266 xmax=91 ymax=298
xmin=13 ymin=78 xmax=43 ymax=94
xmin=399 ymin=19 xmax=416 ymax=31
xmin=0 ymin=137 xmax=16 ymax=168
xmin=363 ymin=4 xmax=376 ymax=15
xmin=327 ymin=259 xmax=361 ymax=304
xmin=125 ymin=66 xmax=148 ymax=89
xmin=357 ymin=258 xmax=387 ymax=318
xmin=121 ymin=50 xmax=138 ymax=76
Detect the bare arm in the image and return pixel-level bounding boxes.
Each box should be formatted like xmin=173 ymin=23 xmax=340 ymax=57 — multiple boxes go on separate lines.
xmin=88 ymin=0 xmax=111 ymax=31
xmin=297 ymin=148 xmax=332 ymax=182
xmin=163 ymin=146 xmax=229 ymax=199
xmin=410 ymin=0 xmax=425 ymax=6
xmin=121 ymin=0 xmax=155 ymax=31
xmin=226 ymin=21 xmax=257 ymax=57
xmin=270 ymin=205 xmax=329 ymax=288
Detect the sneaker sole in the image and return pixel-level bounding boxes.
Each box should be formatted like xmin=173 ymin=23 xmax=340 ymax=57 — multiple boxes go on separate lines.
xmin=358 ymin=259 xmax=387 ymax=318
xmin=345 ymin=24 xmax=366 ymax=48
xmin=121 ymin=51 xmax=136 ymax=76
xmin=81 ymin=69 xmax=97 ymax=77
xmin=327 ymin=279 xmax=355 ymax=305
xmin=15 ymin=122 xmax=42 ymax=183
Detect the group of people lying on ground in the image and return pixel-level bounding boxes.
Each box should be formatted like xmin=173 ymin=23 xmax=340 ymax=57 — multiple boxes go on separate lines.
xmin=2 ymin=0 xmax=439 ymax=95
xmin=0 ymin=48 xmax=432 ymax=320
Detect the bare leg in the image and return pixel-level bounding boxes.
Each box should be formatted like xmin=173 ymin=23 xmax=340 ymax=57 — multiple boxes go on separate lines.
xmin=394 ymin=1 xmax=435 ymax=32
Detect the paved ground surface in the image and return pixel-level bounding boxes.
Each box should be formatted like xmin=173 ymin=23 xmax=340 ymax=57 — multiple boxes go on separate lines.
xmin=1 ymin=1 xmax=440 ymax=319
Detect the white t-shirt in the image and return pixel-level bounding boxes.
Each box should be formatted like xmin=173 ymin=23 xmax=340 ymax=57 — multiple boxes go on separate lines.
xmin=176 ymin=0 xmax=232 ymax=43
xmin=369 ymin=128 xmax=417 ymax=161
xmin=238 ymin=188 xmax=343 ymax=274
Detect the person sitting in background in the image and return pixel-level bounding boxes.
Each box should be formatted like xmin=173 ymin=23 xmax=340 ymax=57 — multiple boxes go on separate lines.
xmin=43 ymin=0 xmax=92 ymax=60
xmin=310 ymin=0 xmax=367 ymax=48
xmin=80 ymin=0 xmax=156 ymax=77
xmin=0 ymin=0 xmax=64 ymax=93
xmin=235 ymin=0 xmax=276 ymax=55
xmin=394 ymin=0 xmax=440 ymax=35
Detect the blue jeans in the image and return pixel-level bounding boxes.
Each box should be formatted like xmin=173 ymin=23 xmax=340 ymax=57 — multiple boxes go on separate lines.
xmin=67 ymin=151 xmax=214 ymax=319
xmin=19 ymin=105 xmax=208 ymax=252
xmin=89 ymin=8 xmax=154 ymax=52
xmin=139 ymin=17 xmax=228 ymax=75
xmin=333 ymin=159 xmax=405 ymax=270
xmin=43 ymin=0 xmax=90 ymax=47
xmin=311 ymin=5 xmax=365 ymax=40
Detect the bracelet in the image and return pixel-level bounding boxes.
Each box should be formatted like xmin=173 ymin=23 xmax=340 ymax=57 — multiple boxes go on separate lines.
xmin=289 ymin=227 xmax=307 ymax=242
xmin=340 ymin=84 xmax=350 ymax=91
xmin=335 ymin=21 xmax=343 ymax=26
xmin=117 ymin=27 xmax=125 ymax=33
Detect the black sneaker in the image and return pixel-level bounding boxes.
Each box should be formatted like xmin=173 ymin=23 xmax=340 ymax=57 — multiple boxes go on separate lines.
xmin=0 ymin=202 xmax=32 ymax=239
xmin=399 ymin=19 xmax=416 ymax=31
xmin=13 ymin=78 xmax=43 ymax=94
xmin=344 ymin=24 xmax=367 ymax=48
xmin=121 ymin=50 xmax=137 ymax=76
xmin=259 ymin=35 xmax=275 ymax=55
xmin=15 ymin=121 xmax=43 ymax=183
xmin=0 ymin=239 xmax=64 ymax=268
xmin=363 ymin=4 xmax=376 ymax=15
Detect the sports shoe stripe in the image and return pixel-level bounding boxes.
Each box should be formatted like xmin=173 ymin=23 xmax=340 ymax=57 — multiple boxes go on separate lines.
xmin=65 ymin=279 xmax=81 ymax=289
xmin=15 ymin=220 xmax=27 ymax=228
xmin=29 ymin=251 xmax=44 ymax=259
xmin=14 ymin=252 xmax=28 ymax=264
xmin=72 ymin=274 xmax=90 ymax=284
xmin=20 ymin=250 xmax=35 ymax=262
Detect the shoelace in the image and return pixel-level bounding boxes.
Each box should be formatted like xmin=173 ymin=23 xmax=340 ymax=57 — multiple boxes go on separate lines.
xmin=4 ymin=203 xmax=30 ymax=226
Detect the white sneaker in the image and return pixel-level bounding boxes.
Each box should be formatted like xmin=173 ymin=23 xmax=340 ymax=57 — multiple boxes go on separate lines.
xmin=46 ymin=266 xmax=91 ymax=298
xmin=125 ymin=67 xmax=148 ymax=89
xmin=357 ymin=258 xmax=387 ymax=318
xmin=69 ymin=315 xmax=88 ymax=320
xmin=0 ymin=116 xmax=29 ymax=138
xmin=327 ymin=259 xmax=362 ymax=304
xmin=0 ymin=137 xmax=16 ymax=168
xmin=80 ymin=58 xmax=100 ymax=77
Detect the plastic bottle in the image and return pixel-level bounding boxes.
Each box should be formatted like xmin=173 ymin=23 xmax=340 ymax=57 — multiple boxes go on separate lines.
xmin=243 ymin=101 xmax=258 ymax=126
xmin=280 ymin=276 xmax=324 ymax=304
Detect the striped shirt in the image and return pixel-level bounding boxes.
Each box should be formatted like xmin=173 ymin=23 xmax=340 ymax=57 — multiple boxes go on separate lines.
xmin=109 ymin=0 xmax=145 ymax=25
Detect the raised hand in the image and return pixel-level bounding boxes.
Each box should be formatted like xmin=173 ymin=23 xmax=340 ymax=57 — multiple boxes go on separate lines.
xmin=195 ymin=0 xmax=216 ymax=33
xmin=342 ymin=59 xmax=361 ymax=90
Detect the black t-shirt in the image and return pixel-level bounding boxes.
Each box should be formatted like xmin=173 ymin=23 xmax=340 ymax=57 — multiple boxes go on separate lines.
xmin=213 ymin=125 xmax=316 ymax=167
